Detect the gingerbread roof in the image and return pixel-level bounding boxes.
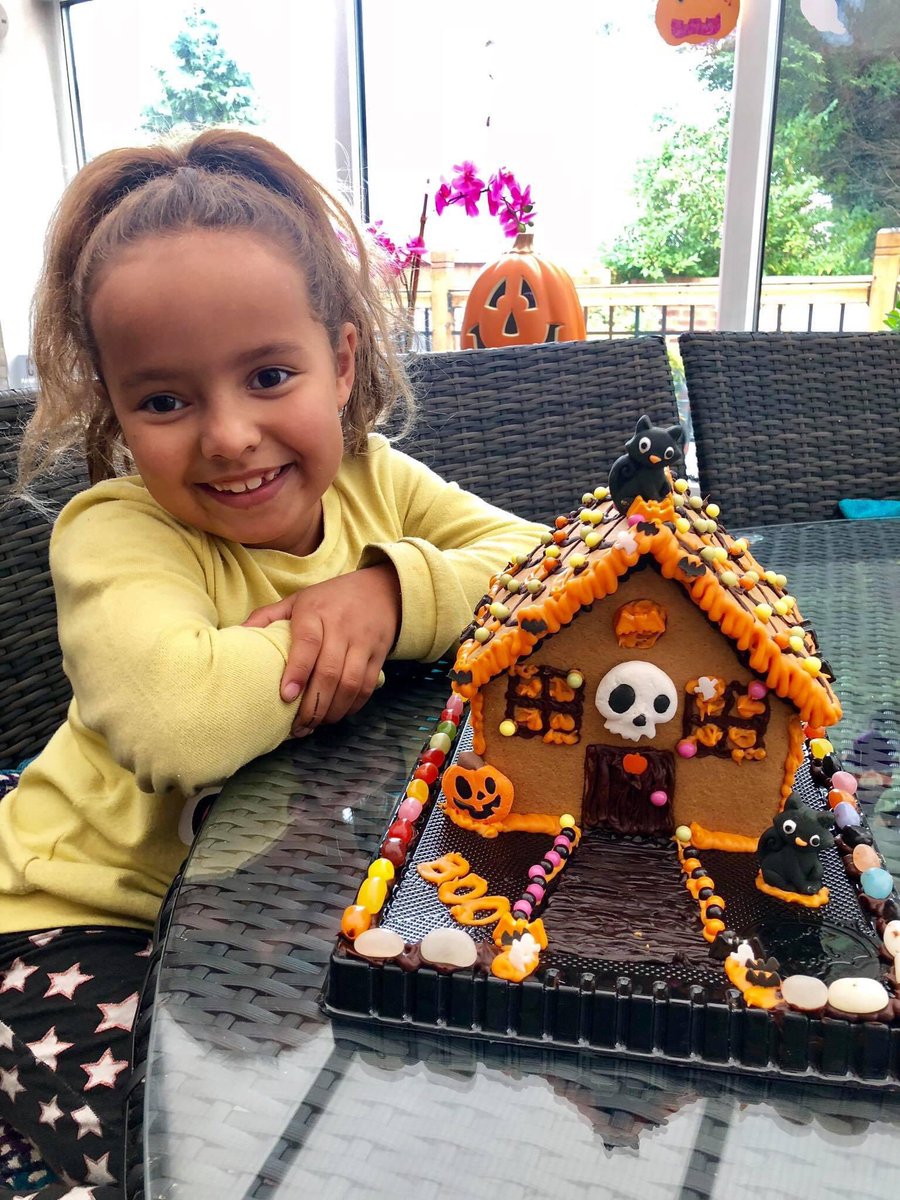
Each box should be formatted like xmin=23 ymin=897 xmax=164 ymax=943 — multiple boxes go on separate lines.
xmin=451 ymin=481 xmax=842 ymax=731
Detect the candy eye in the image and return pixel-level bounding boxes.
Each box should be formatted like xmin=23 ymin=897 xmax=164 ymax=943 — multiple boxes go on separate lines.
xmin=809 ymin=834 xmax=821 ymax=847
xmin=664 ymin=446 xmax=675 ymax=460
xmin=638 ymin=436 xmax=652 ymax=454
xmin=782 ymin=819 xmax=797 ymax=835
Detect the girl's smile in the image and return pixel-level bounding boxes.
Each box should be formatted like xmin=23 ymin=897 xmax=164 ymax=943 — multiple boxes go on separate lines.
xmin=89 ymin=229 xmax=357 ymax=557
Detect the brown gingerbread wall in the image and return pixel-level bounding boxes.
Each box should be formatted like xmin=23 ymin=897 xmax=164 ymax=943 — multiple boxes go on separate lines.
xmin=477 ymin=563 xmax=795 ymax=839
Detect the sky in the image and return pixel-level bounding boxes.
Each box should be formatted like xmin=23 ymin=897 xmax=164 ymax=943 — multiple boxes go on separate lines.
xmin=67 ymin=0 xmax=731 ymax=273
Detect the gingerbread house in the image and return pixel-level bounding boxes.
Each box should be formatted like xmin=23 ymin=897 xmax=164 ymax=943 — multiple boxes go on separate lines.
xmin=448 ymin=483 xmax=841 ymax=845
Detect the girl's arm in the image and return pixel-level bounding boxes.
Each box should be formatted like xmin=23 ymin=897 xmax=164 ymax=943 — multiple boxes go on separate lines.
xmin=51 ymin=488 xmax=297 ymax=796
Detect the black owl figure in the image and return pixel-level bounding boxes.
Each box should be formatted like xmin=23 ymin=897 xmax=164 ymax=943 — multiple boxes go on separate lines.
xmin=757 ymin=793 xmax=835 ymax=895
xmin=608 ymin=415 xmax=685 ymax=513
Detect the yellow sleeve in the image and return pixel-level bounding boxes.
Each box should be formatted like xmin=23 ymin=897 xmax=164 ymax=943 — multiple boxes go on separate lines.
xmin=358 ymin=445 xmax=545 ymax=660
xmin=51 ymin=489 xmax=296 ymax=795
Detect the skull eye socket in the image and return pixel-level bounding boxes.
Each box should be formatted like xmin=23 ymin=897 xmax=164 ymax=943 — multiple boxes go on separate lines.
xmin=454 ymin=776 xmax=473 ymax=801
xmin=521 ymin=279 xmax=538 ymax=309
xmin=487 ymin=280 xmax=507 ymax=308
xmin=608 ymin=683 xmax=636 ymax=714
xmin=782 ymin=819 xmax=797 ymax=835
xmin=653 ymin=693 xmax=672 ymax=714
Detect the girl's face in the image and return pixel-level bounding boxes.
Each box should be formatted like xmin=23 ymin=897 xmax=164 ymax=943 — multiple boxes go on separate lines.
xmin=90 ymin=228 xmax=356 ymax=557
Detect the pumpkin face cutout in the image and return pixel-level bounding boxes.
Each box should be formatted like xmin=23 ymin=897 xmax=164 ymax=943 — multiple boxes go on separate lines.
xmin=462 ymin=233 xmax=586 ymax=350
xmin=442 ymin=752 xmax=515 ymax=824
xmin=655 ymin=0 xmax=739 ymax=45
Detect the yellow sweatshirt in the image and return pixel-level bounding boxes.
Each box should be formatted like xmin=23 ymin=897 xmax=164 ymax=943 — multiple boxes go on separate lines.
xmin=0 ymin=435 xmax=541 ymax=933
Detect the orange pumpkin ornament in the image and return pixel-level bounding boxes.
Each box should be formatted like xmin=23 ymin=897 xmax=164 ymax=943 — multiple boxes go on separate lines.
xmin=442 ymin=752 xmax=516 ymax=826
xmin=461 ymin=233 xmax=586 ymax=350
xmin=655 ymin=0 xmax=740 ymax=45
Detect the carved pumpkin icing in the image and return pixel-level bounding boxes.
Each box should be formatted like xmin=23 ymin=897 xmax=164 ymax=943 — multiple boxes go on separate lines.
xmin=442 ymin=751 xmax=515 ymax=827
xmin=655 ymin=0 xmax=740 ymax=45
xmin=461 ymin=233 xmax=586 ymax=350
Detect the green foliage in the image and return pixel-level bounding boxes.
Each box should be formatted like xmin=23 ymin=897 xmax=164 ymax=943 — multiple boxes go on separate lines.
xmin=606 ymin=2 xmax=900 ymax=281
xmin=141 ymin=8 xmax=259 ymax=136
xmin=885 ymin=306 xmax=900 ymax=331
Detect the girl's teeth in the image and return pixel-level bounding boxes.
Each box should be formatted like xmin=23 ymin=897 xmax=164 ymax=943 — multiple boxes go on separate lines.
xmin=211 ymin=467 xmax=282 ymax=493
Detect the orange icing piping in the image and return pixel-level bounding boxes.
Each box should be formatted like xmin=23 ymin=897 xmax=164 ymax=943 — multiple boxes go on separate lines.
xmin=688 ymin=823 xmax=758 ymax=853
xmin=724 ymin=956 xmax=782 ymax=1009
xmin=755 ymin=873 xmax=829 ymax=908
xmin=449 ymin=896 xmax=511 ymax=926
xmin=437 ymin=872 xmax=488 ymax=905
xmin=781 ymin=715 xmax=806 ymax=801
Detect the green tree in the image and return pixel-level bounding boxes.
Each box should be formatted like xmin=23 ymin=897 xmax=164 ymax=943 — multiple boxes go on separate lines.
xmin=141 ymin=7 xmax=259 ymax=136
xmin=606 ymin=1 xmax=900 ymax=280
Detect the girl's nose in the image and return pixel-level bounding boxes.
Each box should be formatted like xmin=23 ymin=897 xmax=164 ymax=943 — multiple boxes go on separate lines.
xmin=199 ymin=397 xmax=262 ymax=460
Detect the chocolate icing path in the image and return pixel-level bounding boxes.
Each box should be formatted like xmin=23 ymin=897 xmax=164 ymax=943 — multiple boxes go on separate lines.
xmin=540 ymin=831 xmax=709 ymax=964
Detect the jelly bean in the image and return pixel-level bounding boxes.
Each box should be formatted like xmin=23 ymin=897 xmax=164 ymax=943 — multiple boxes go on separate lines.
xmin=435 ymin=720 xmax=458 ymax=739
xmin=833 ymin=801 xmax=861 ymax=828
xmin=368 ymin=858 xmax=395 ymax=882
xmin=828 ymin=788 xmax=856 ymax=810
xmin=357 ymin=875 xmax=388 ymax=913
xmin=440 ymin=709 xmax=460 ymax=725
xmin=414 ymin=762 xmax=439 ymax=785
xmin=810 ymin=738 xmax=834 ymax=760
xmin=341 ymin=904 xmax=371 ymax=939
xmin=861 ymin=867 xmax=894 ymax=900
xmin=650 ymin=790 xmax=668 ymax=807
xmin=429 ymin=732 xmax=452 ymax=754
xmin=421 ymin=748 xmax=446 ymax=768
xmin=380 ymin=837 xmax=407 ymax=868
xmin=385 ymin=818 xmax=415 ymax=845
xmin=397 ymin=798 xmax=423 ymax=822
xmin=446 ymin=693 xmax=465 ymax=716
xmin=831 ymin=771 xmax=858 ymax=795
xmin=406 ymin=778 xmax=430 ymax=804
xmin=677 ymin=740 xmax=698 ymax=759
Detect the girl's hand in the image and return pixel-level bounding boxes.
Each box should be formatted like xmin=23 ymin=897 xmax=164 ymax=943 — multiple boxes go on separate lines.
xmin=241 ymin=564 xmax=401 ymax=735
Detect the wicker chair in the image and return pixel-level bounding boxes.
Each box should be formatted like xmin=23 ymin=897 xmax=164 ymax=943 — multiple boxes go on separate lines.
xmin=0 ymin=340 xmax=677 ymax=764
xmin=679 ymin=331 xmax=900 ymax=527
xmin=395 ymin=337 xmax=679 ymax=524
xmin=0 ymin=390 xmax=89 ymax=764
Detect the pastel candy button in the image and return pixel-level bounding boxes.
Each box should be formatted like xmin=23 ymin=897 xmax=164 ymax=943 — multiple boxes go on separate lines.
xmin=831 ymin=771 xmax=858 ymax=795
xmin=861 ymin=867 xmax=894 ymax=899
xmin=420 ymin=927 xmax=478 ymax=969
xmin=780 ymin=974 xmax=828 ymax=1012
xmin=852 ymin=844 xmax=881 ymax=873
xmin=833 ymin=801 xmax=861 ymax=828
xmin=882 ymin=920 xmax=900 ymax=956
xmin=827 ymin=976 xmax=890 ymax=1016
xmin=353 ymin=928 xmax=406 ymax=959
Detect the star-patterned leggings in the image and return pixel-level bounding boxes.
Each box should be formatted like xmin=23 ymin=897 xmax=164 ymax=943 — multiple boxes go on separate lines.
xmin=0 ymin=925 xmax=152 ymax=1199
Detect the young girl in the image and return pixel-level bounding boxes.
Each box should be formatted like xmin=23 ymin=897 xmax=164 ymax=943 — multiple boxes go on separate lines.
xmin=0 ymin=129 xmax=541 ymax=1198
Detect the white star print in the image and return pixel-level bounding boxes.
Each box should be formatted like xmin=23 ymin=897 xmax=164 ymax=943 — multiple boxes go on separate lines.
xmin=95 ymin=992 xmax=139 ymax=1033
xmin=0 ymin=1065 xmax=25 ymax=1101
xmin=28 ymin=928 xmax=62 ymax=947
xmin=71 ymin=1103 xmax=102 ymax=1140
xmin=39 ymin=1095 xmax=65 ymax=1128
xmin=0 ymin=1019 xmax=15 ymax=1049
xmin=44 ymin=962 xmax=95 ymax=1000
xmin=612 ymin=529 xmax=638 ymax=554
xmin=26 ymin=1025 xmax=74 ymax=1070
xmin=81 ymin=1046 xmax=129 ymax=1090
xmin=82 ymin=1151 xmax=116 ymax=1185
xmin=0 ymin=957 xmax=39 ymax=993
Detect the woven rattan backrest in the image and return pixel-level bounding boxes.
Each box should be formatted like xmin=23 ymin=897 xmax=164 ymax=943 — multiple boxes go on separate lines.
xmin=679 ymin=331 xmax=900 ymax=527
xmin=392 ymin=338 xmax=679 ymax=524
xmin=0 ymin=391 xmax=89 ymax=763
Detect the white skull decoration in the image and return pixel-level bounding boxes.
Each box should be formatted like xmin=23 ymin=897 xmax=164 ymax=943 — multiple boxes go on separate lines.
xmin=594 ymin=662 xmax=678 ymax=742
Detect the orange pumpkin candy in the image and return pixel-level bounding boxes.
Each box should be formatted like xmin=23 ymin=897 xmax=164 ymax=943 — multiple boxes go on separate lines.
xmin=655 ymin=0 xmax=740 ymax=45
xmin=442 ymin=754 xmax=515 ymax=825
xmin=461 ymin=233 xmax=586 ymax=350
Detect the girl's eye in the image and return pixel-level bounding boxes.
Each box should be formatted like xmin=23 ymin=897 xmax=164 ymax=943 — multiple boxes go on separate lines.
xmin=252 ymin=367 xmax=293 ymax=390
xmin=141 ymin=394 xmax=185 ymax=415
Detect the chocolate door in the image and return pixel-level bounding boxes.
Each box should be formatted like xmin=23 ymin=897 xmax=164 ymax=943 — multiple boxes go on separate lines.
xmin=582 ymin=745 xmax=675 ymax=836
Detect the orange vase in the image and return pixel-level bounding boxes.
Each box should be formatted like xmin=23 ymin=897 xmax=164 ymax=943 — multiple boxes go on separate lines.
xmin=461 ymin=232 xmax=586 ymax=350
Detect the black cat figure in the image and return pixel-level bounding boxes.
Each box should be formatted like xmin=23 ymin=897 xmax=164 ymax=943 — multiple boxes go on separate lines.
xmin=756 ymin=793 xmax=835 ymax=896
xmin=608 ymin=415 xmax=685 ymax=513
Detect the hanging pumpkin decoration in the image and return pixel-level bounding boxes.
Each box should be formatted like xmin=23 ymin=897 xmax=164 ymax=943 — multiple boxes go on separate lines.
xmin=655 ymin=0 xmax=740 ymax=45
xmin=442 ymin=752 xmax=516 ymax=827
xmin=461 ymin=233 xmax=586 ymax=350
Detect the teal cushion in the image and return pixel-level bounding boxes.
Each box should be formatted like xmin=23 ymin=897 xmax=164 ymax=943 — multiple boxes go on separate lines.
xmin=839 ymin=499 xmax=900 ymax=520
